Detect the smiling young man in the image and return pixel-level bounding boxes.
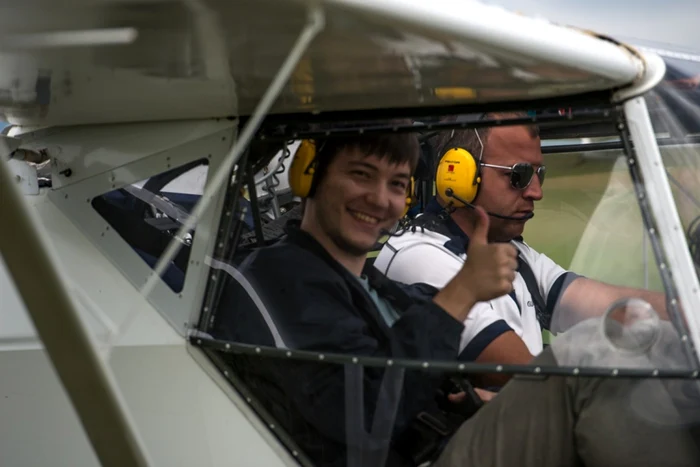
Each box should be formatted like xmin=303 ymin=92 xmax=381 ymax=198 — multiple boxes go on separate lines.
xmin=374 ymin=113 xmax=671 ymax=386
xmin=214 ymin=126 xmax=518 ymax=466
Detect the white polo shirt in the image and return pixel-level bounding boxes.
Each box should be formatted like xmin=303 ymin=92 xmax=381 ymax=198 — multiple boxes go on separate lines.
xmin=373 ymin=214 xmax=579 ymax=360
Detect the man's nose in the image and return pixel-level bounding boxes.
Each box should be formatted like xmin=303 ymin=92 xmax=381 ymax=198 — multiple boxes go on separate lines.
xmin=523 ymin=175 xmax=543 ymax=201
xmin=366 ymin=182 xmax=391 ymax=208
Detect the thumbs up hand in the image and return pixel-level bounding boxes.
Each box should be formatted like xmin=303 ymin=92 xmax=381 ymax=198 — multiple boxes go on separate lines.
xmin=470 ymin=204 xmax=492 ymax=246
xmin=458 ymin=206 xmax=518 ymax=303
xmin=431 ymin=206 xmax=519 ymax=323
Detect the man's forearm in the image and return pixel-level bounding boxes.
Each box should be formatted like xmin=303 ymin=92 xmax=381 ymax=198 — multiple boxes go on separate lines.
xmin=614 ymin=286 xmax=668 ymax=320
xmin=558 ymin=278 xmax=669 ymax=331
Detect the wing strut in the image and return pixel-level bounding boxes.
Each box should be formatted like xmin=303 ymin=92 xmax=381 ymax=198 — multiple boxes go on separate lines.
xmin=0 ymin=145 xmax=154 ymax=466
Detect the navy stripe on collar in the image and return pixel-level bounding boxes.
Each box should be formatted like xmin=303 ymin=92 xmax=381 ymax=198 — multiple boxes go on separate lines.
xmin=424 ymin=196 xmax=525 ymax=255
xmin=424 ymin=197 xmax=470 ymax=254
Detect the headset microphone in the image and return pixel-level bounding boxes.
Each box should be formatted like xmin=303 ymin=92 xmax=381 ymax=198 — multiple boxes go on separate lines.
xmin=444 ymin=188 xmax=534 ymax=221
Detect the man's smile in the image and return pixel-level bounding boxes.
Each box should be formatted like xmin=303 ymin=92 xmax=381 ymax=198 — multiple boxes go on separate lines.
xmin=347 ymin=208 xmax=380 ymax=225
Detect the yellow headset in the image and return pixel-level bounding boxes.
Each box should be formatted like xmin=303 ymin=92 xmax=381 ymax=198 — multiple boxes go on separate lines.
xmin=289 ymin=139 xmax=318 ymax=199
xmin=289 ymin=139 xmax=416 ymax=216
xmin=435 ymin=147 xmax=481 ymax=207
xmin=435 ymin=139 xmax=482 ymax=208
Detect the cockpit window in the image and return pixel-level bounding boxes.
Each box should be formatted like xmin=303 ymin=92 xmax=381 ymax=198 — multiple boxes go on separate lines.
xmin=91 ymin=159 xmax=209 ymax=293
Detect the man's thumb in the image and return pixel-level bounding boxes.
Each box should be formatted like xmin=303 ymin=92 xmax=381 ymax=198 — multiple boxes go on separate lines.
xmin=472 ymin=206 xmax=490 ymax=244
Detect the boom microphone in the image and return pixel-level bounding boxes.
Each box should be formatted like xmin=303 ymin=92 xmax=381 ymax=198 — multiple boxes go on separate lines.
xmin=379 ymin=188 xmax=534 ymax=239
xmin=444 ymin=188 xmax=534 ymax=221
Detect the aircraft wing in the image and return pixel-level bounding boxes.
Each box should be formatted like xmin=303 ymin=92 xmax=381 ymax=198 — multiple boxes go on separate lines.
xmin=0 ymin=0 xmax=646 ymax=127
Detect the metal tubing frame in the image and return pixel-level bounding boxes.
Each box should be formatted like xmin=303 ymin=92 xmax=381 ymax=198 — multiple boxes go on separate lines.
xmin=191 ymin=334 xmax=700 ymax=380
xmin=256 ymin=112 xmax=614 ymax=141
xmin=0 ymin=157 xmax=153 ymax=467
xmin=246 ymin=161 xmax=266 ymax=246
xmin=198 ymin=148 xmax=251 ymax=332
xmin=540 ymin=136 xmax=700 ymax=154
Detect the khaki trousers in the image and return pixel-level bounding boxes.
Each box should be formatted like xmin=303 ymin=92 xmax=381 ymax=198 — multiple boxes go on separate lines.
xmin=433 ymin=348 xmax=700 ymax=467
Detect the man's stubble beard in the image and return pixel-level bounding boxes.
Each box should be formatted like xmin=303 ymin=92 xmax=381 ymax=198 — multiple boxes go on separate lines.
xmin=329 ymin=228 xmax=376 ymax=257
xmin=317 ymin=208 xmax=377 ymax=257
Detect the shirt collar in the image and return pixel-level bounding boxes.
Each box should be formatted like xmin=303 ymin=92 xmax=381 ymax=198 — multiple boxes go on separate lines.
xmin=423 ymin=196 xmax=524 ymax=255
xmin=424 ymin=196 xmax=470 ymax=255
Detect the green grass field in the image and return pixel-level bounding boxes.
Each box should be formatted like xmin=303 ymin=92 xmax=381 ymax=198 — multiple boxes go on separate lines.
xmin=521 ymin=147 xmax=698 ymax=292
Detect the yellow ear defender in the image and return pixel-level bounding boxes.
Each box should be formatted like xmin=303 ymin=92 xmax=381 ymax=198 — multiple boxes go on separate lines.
xmin=402 ymin=176 xmax=417 ymax=217
xmin=435 ymin=147 xmax=481 ymax=207
xmin=289 ymin=138 xmax=416 ymax=216
xmin=289 ymin=139 xmax=318 ymax=198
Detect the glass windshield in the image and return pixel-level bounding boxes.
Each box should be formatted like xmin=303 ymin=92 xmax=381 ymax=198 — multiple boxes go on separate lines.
xmin=92 ymin=159 xmax=209 ymax=293
xmin=530 ymin=145 xmax=694 ymax=372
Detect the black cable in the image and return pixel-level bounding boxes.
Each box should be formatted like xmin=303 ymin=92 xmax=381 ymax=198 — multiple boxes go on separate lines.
xmin=381 ymin=203 xmax=455 ymax=239
xmin=688 ymin=215 xmax=700 ymax=269
xmin=246 ymin=161 xmax=265 ymax=247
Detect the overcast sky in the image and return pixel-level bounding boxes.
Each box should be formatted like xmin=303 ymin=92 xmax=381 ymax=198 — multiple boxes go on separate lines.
xmin=488 ymin=0 xmax=698 ymax=51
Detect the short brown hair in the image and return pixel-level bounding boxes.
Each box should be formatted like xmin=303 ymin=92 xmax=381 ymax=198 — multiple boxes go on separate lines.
xmin=433 ymin=112 xmax=540 ymax=167
xmin=308 ymin=120 xmax=420 ymax=197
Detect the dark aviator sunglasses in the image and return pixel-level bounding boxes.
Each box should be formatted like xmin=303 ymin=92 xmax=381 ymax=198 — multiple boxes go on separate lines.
xmin=480 ymin=162 xmax=546 ymax=190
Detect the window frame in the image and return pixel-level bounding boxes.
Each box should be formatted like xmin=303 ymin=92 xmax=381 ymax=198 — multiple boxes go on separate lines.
xmin=46 ymin=120 xmax=236 ymax=336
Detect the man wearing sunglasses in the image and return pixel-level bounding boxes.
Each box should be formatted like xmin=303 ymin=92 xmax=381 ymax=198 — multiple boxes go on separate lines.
xmin=374 ymin=112 xmax=668 ymax=387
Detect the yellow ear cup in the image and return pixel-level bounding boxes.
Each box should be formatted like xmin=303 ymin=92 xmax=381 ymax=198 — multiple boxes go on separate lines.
xmin=435 ymin=147 xmax=479 ymax=207
xmin=401 ymin=177 xmax=416 ymax=217
xmin=401 ymin=200 xmax=411 ymax=217
xmin=289 ymin=139 xmax=317 ymax=198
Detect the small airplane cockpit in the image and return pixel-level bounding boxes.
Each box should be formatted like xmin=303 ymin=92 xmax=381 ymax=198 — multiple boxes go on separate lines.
xmin=189 ymin=105 xmax=700 ymax=466
xmin=1 ymin=1 xmax=699 ymax=467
